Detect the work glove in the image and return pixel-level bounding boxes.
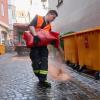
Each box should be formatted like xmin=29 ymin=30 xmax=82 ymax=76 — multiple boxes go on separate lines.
xmin=50 ymin=40 xmax=56 ymax=46
xmin=34 ymin=35 xmax=41 ymax=44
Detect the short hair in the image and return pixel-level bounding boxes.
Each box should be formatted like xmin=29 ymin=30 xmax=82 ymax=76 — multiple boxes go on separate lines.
xmin=46 ymin=10 xmax=58 ymax=17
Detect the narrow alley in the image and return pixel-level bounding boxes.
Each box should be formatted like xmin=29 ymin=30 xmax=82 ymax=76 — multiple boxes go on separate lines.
xmin=0 ymin=52 xmax=100 ymax=100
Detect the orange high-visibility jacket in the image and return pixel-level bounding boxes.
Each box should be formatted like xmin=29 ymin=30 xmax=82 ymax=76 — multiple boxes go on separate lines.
xmin=35 ymin=15 xmax=51 ymax=32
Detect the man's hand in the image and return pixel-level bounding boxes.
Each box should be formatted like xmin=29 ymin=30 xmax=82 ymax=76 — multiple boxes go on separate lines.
xmin=34 ymin=35 xmax=41 ymax=44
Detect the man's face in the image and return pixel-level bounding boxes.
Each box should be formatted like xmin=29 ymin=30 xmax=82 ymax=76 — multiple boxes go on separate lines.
xmin=47 ymin=14 xmax=57 ymax=22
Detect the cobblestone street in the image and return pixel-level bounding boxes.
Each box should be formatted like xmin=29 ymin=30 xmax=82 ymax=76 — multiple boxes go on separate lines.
xmin=0 ymin=53 xmax=100 ymax=100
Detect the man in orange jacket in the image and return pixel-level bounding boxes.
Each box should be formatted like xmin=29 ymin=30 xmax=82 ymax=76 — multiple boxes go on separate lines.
xmin=29 ymin=10 xmax=63 ymax=88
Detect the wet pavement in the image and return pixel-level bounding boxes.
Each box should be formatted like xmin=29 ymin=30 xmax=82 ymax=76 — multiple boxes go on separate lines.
xmin=0 ymin=52 xmax=100 ymax=100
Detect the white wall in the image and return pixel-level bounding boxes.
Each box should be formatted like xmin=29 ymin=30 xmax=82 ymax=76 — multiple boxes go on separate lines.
xmin=48 ymin=0 xmax=100 ymax=33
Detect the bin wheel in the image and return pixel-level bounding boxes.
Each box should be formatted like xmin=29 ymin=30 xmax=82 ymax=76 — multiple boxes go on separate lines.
xmin=72 ymin=64 xmax=78 ymax=69
xmin=95 ymin=72 xmax=100 ymax=80
xmin=78 ymin=65 xmax=86 ymax=72
xmin=66 ymin=60 xmax=70 ymax=65
xmin=75 ymin=64 xmax=80 ymax=71
xmin=70 ymin=63 xmax=75 ymax=68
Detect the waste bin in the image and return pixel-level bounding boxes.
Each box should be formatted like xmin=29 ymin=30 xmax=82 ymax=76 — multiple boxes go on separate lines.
xmin=75 ymin=27 xmax=100 ymax=72
xmin=0 ymin=44 xmax=5 ymax=55
xmin=60 ymin=32 xmax=75 ymax=50
xmin=62 ymin=33 xmax=78 ymax=64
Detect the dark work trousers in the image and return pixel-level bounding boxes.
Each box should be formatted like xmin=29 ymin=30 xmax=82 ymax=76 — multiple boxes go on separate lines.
xmin=30 ymin=46 xmax=48 ymax=82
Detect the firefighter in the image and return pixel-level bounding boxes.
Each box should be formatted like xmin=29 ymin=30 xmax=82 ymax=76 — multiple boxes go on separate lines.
xmin=29 ymin=10 xmax=63 ymax=88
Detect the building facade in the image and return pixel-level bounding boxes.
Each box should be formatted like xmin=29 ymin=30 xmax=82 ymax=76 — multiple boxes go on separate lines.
xmin=8 ymin=0 xmax=16 ymax=46
xmin=0 ymin=0 xmax=9 ymax=44
xmin=48 ymin=0 xmax=100 ymax=33
xmin=15 ymin=0 xmax=32 ymax=23
xmin=13 ymin=0 xmax=32 ymax=45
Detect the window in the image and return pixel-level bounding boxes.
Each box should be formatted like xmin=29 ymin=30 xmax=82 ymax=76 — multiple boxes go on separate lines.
xmin=30 ymin=0 xmax=32 ymax=5
xmin=56 ymin=0 xmax=63 ymax=8
xmin=27 ymin=0 xmax=32 ymax=5
xmin=12 ymin=7 xmax=16 ymax=18
xmin=1 ymin=3 xmax=4 ymax=16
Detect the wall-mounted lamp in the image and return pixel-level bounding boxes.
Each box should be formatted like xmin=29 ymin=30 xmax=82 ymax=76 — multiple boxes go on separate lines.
xmin=41 ymin=0 xmax=48 ymax=9
xmin=56 ymin=0 xmax=63 ymax=8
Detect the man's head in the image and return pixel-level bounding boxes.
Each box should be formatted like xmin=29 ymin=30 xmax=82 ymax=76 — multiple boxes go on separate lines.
xmin=45 ymin=10 xmax=58 ymax=23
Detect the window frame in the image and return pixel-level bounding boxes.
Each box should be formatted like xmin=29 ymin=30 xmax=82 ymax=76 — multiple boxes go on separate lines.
xmin=1 ymin=2 xmax=4 ymax=16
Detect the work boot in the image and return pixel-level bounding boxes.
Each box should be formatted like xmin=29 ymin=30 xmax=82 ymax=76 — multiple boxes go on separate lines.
xmin=38 ymin=80 xmax=51 ymax=88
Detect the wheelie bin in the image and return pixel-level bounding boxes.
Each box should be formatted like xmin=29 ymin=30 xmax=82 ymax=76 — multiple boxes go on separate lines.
xmin=75 ymin=27 xmax=100 ymax=79
xmin=62 ymin=33 xmax=79 ymax=65
xmin=0 ymin=44 xmax=5 ymax=55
